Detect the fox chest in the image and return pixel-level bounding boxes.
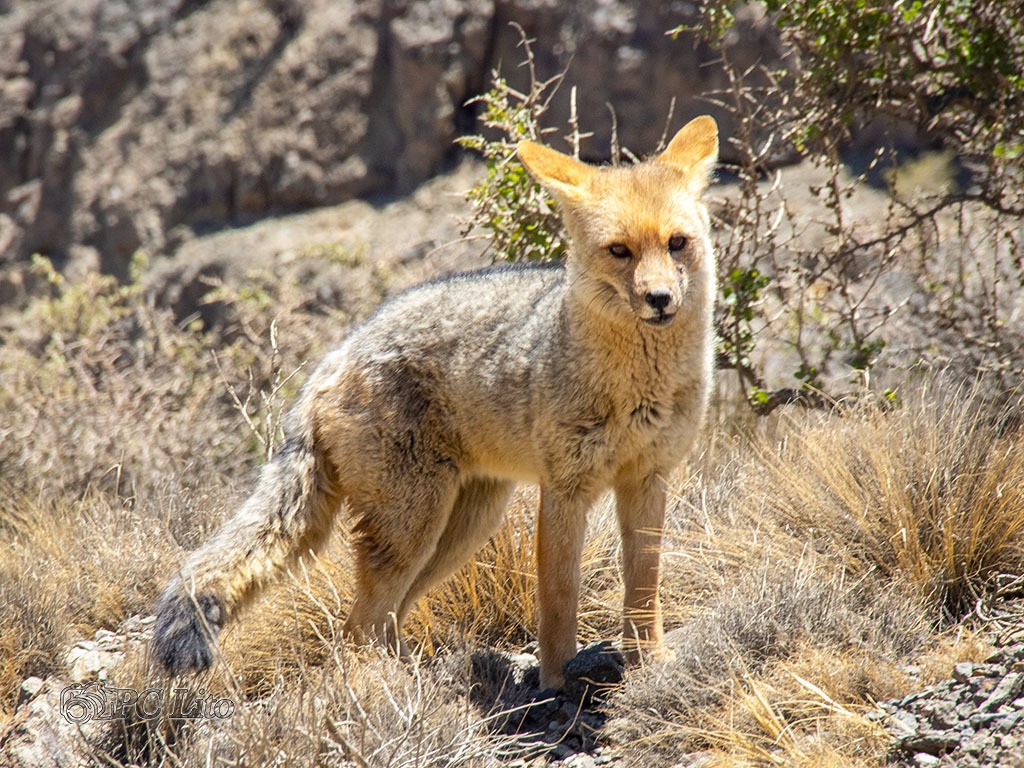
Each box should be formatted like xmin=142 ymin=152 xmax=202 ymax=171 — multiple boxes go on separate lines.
xmin=553 ymin=391 xmax=695 ymax=478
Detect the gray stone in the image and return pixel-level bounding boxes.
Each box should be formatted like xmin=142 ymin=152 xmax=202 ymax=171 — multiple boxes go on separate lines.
xmin=961 ymin=729 xmax=992 ymax=754
xmin=900 ymin=730 xmax=962 ymax=756
xmin=19 ymin=677 xmax=44 ymax=699
xmin=923 ymin=700 xmax=960 ymax=730
xmin=971 ymin=664 xmax=1004 ymax=678
xmin=1 ymin=677 xmax=118 ymax=768
xmin=957 ymin=701 xmax=977 ymax=718
xmin=891 ymin=709 xmax=922 ymax=734
xmin=997 ymin=712 xmax=1024 ymax=732
xmin=563 ymin=752 xmax=597 ymax=768
xmin=954 ymin=662 xmax=976 ymax=682
xmin=979 ymin=672 xmax=1024 ymax=711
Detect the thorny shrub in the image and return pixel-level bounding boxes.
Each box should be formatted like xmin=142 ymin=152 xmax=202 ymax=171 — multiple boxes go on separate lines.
xmin=460 ymin=12 xmax=1024 ymax=413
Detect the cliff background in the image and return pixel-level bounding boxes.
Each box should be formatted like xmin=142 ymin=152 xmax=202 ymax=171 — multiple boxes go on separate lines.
xmin=0 ymin=0 xmax=785 ymax=281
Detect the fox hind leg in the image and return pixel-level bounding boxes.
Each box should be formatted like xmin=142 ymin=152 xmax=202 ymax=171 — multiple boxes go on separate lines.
xmin=396 ymin=477 xmax=514 ymax=629
xmin=342 ymin=469 xmax=462 ymax=654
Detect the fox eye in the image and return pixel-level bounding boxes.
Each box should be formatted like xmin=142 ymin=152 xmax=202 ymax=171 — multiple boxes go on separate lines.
xmin=668 ymin=234 xmax=688 ymax=252
xmin=608 ymin=243 xmax=632 ymax=259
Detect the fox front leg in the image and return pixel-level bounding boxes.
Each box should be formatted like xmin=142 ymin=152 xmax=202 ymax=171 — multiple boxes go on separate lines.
xmin=535 ymin=487 xmax=589 ymax=690
xmin=614 ymin=469 xmax=667 ymax=662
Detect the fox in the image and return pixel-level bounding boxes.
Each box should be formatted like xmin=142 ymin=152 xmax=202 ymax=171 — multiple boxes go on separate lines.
xmin=152 ymin=115 xmax=718 ymax=690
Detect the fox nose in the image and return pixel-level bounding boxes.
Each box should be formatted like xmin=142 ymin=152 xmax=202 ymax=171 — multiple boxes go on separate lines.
xmin=645 ymin=290 xmax=672 ymax=311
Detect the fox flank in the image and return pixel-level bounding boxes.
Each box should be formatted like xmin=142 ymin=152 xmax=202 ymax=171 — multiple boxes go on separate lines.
xmin=152 ymin=116 xmax=719 ymax=689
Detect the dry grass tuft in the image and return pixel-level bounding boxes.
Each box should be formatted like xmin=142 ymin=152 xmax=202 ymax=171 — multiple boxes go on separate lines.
xmin=695 ymin=672 xmax=892 ymax=768
xmin=0 ymin=491 xmax=174 ymax=717
xmin=605 ymin=558 xmax=925 ymax=761
xmin=747 ymin=384 xmax=1024 ymax=620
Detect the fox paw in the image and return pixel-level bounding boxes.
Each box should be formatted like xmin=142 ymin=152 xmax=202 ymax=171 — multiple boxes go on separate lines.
xmin=152 ymin=587 xmax=223 ymax=675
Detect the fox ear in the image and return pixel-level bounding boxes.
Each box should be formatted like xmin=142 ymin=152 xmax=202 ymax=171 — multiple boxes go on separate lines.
xmin=517 ymin=141 xmax=595 ymax=201
xmin=658 ymin=115 xmax=718 ymax=194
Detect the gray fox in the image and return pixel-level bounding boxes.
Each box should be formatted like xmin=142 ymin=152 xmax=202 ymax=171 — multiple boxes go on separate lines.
xmin=153 ymin=116 xmax=718 ymax=689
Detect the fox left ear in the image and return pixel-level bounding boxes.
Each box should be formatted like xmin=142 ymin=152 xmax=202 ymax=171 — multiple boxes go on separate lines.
xmin=658 ymin=115 xmax=719 ymax=194
xmin=517 ymin=141 xmax=596 ymax=202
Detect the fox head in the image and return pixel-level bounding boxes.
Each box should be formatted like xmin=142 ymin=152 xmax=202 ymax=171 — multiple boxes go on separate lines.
xmin=518 ymin=116 xmax=718 ymax=329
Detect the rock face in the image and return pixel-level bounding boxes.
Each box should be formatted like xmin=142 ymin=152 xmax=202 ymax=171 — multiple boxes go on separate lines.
xmin=880 ymin=644 xmax=1024 ymax=768
xmin=0 ymin=0 xmax=783 ymax=276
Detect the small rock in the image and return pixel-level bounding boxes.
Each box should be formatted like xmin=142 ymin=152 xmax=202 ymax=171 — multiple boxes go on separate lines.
xmin=953 ymin=662 xmax=976 ymax=682
xmin=563 ymin=641 xmax=625 ymax=704
xmin=20 ymin=677 xmax=44 ymax=699
xmin=891 ymin=709 xmax=921 ymax=734
xmin=961 ymin=730 xmax=991 ymax=755
xmin=968 ymin=712 xmax=1005 ymax=729
xmin=998 ymin=712 xmax=1024 ymax=732
xmin=971 ymin=663 xmax=1004 ymax=678
xmin=985 ymin=644 xmax=1024 ymax=665
xmin=2 ymin=677 xmax=118 ymax=767
xmin=923 ymin=700 xmax=959 ymax=730
xmin=956 ymin=701 xmax=976 ymax=718
xmin=913 ymin=754 xmax=940 ymax=767
xmin=563 ymin=752 xmax=596 ymax=768
xmin=900 ymin=729 xmax=961 ymax=755
xmin=979 ymin=672 xmax=1023 ymax=711
xmin=66 ymin=646 xmax=123 ymax=683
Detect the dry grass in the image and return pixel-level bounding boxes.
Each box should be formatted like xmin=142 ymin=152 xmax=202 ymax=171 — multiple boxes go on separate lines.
xmin=3 ymin=256 xmax=1022 ymax=766
xmin=746 ymin=383 xmax=1024 ymax=620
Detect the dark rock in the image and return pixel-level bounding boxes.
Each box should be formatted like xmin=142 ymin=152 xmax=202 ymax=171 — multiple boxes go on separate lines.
xmin=563 ymin=641 xmax=625 ymax=705
xmin=900 ymin=730 xmax=962 ymax=755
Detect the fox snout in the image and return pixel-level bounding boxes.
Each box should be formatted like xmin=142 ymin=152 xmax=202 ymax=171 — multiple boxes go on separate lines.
xmin=640 ymin=287 xmax=678 ymax=325
xmin=633 ymin=262 xmax=685 ymax=326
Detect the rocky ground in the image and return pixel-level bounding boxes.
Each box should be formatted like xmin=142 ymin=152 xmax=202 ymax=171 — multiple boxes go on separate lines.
xmin=5 ymin=613 xmax=1024 ymax=768
xmin=879 ymin=643 xmax=1024 ymax=768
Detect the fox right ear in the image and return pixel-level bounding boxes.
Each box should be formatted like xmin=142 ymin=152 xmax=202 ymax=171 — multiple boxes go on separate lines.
xmin=517 ymin=141 xmax=595 ymax=201
xmin=658 ymin=116 xmax=719 ymax=194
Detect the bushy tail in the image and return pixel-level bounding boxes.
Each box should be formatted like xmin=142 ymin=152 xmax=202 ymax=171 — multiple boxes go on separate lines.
xmin=152 ymin=410 xmax=337 ymax=675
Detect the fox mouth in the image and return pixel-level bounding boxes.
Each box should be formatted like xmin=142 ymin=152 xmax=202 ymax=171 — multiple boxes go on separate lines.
xmin=643 ymin=312 xmax=676 ymax=327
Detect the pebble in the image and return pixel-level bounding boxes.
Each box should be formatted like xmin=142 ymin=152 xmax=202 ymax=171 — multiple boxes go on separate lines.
xmin=953 ymin=662 xmax=975 ymax=682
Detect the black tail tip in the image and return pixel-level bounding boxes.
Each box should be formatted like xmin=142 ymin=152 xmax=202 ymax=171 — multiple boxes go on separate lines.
xmin=152 ymin=588 xmax=224 ymax=675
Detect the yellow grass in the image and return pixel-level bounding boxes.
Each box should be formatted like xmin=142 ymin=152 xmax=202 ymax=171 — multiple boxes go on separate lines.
xmin=2 ymin=265 xmax=1020 ymax=766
